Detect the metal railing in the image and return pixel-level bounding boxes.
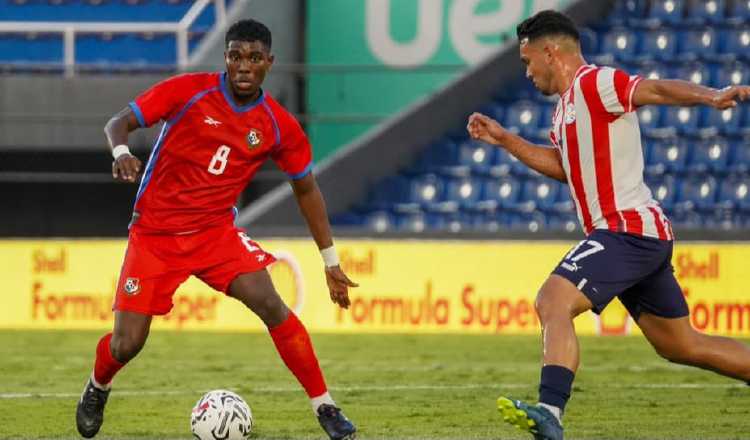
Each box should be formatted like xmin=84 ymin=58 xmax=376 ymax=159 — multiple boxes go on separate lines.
xmin=0 ymin=0 xmax=225 ymax=77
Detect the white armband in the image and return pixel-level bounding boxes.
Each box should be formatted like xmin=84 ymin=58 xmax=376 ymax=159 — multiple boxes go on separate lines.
xmin=112 ymin=144 xmax=131 ymax=160
xmin=320 ymin=246 xmax=339 ymax=268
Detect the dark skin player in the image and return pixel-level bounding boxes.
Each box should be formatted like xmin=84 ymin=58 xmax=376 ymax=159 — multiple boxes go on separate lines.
xmin=104 ymin=38 xmax=357 ymax=365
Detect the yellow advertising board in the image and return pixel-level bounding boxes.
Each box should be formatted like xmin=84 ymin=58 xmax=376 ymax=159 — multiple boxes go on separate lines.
xmin=1 ymin=239 xmax=748 ymax=335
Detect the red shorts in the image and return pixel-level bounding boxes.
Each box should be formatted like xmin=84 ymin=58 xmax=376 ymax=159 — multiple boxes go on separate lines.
xmin=114 ymin=224 xmax=276 ymax=316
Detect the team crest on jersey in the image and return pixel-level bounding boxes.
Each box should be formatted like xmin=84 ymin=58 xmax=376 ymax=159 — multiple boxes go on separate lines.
xmin=564 ymin=102 xmax=576 ymax=125
xmin=247 ymin=129 xmax=263 ymax=149
xmin=123 ymin=277 xmax=140 ymax=295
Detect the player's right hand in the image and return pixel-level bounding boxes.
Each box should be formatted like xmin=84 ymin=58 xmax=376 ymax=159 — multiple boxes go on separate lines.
xmin=467 ymin=112 xmax=506 ymax=145
xmin=112 ymin=154 xmax=142 ymax=183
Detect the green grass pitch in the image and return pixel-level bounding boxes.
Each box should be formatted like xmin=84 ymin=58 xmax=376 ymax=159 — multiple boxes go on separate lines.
xmin=0 ymin=330 xmax=748 ymax=439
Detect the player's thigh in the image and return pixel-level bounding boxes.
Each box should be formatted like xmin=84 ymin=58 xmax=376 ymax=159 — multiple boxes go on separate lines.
xmin=228 ymin=270 xmax=288 ymax=326
xmin=536 ymin=274 xmax=594 ymax=319
xmin=636 ymin=313 xmax=697 ymax=361
xmin=550 ymin=230 xmax=669 ymax=315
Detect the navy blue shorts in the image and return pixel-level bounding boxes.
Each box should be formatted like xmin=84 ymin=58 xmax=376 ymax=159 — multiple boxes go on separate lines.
xmin=551 ymin=229 xmax=688 ymax=320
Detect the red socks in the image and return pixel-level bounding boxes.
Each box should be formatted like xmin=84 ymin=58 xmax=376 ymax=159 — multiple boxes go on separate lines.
xmin=93 ymin=333 xmax=125 ymax=387
xmin=269 ymin=312 xmax=328 ymax=398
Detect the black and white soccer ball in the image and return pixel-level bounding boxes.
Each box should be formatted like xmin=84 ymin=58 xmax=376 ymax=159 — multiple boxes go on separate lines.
xmin=190 ymin=390 xmax=253 ymax=440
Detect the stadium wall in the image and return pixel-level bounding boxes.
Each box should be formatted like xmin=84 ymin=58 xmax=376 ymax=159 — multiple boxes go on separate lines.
xmin=3 ymin=238 xmax=749 ymax=337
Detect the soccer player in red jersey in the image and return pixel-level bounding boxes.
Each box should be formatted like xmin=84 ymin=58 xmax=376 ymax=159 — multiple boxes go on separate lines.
xmin=467 ymin=10 xmax=750 ymax=440
xmin=76 ymin=19 xmax=357 ymax=440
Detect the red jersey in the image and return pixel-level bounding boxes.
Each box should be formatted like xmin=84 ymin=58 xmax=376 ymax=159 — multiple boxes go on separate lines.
xmin=128 ymin=72 xmax=312 ymax=233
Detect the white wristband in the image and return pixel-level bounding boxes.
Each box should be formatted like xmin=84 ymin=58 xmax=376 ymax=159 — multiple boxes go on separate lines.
xmin=320 ymin=246 xmax=339 ymax=268
xmin=112 ymin=144 xmax=131 ymax=160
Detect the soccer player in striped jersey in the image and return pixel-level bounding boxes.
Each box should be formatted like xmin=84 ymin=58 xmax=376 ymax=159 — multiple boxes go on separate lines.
xmin=75 ymin=19 xmax=356 ymax=440
xmin=467 ymin=9 xmax=750 ymax=440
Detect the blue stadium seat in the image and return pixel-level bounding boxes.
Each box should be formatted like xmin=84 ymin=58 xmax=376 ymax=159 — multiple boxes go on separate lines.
xmin=504 ymin=100 xmax=542 ymax=136
xmin=717 ymin=176 xmax=750 ymax=211
xmin=685 ymin=0 xmax=727 ymax=25
xmin=702 ymin=106 xmax=745 ymax=137
xmin=636 ymin=62 xmax=669 ymax=81
xmin=647 ymin=0 xmax=687 ymax=25
xmin=506 ymin=211 xmax=547 ymax=232
xmin=441 ymin=177 xmax=483 ymax=208
xmin=728 ymin=141 xmax=750 ymax=174
xmin=407 ymin=140 xmax=460 ymax=176
xmin=674 ymin=62 xmax=712 ymax=87
xmin=703 ymin=207 xmax=744 ymax=230
xmin=0 ymin=33 xmax=62 ymax=63
xmin=639 ymin=30 xmax=678 ymax=62
xmin=606 ymin=0 xmax=649 ymax=26
xmin=579 ymin=27 xmax=599 ymax=55
xmin=0 ymin=0 xmax=193 ymax=21
xmin=713 ymin=61 xmax=750 ymax=87
xmin=395 ymin=212 xmax=430 ymax=233
xmin=646 ymin=138 xmax=689 ymax=175
xmin=407 ymin=174 xmax=444 ymax=206
xmin=727 ymin=0 xmax=750 ymax=23
xmin=676 ymin=176 xmax=719 ymax=211
xmin=719 ymin=27 xmax=750 ymax=61
xmin=522 ymin=179 xmax=561 ymax=210
xmin=492 ymin=148 xmax=531 ymax=177
xmin=546 ymin=213 xmax=579 ymax=232
xmin=364 ymin=210 xmax=396 ymax=233
xmin=678 ymin=29 xmax=719 ymax=62
xmin=646 ymin=175 xmax=678 ymax=210
xmin=600 ymin=28 xmax=640 ymax=63
xmin=457 ymin=140 xmax=496 ymax=175
xmin=637 ymin=106 xmax=664 ymax=135
xmin=670 ymin=210 xmax=704 ymax=229
xmin=663 ymin=106 xmax=701 ymax=135
xmin=365 ymin=175 xmax=410 ymax=210
xmin=481 ymin=177 xmax=522 ymax=209
xmin=687 ymin=137 xmax=730 ymax=174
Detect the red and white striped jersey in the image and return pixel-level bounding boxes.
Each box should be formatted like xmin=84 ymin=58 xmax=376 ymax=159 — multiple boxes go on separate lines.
xmin=549 ymin=64 xmax=674 ymax=240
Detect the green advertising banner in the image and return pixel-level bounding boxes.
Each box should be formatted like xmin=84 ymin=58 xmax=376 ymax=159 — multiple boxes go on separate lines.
xmin=306 ymin=0 xmax=572 ymax=159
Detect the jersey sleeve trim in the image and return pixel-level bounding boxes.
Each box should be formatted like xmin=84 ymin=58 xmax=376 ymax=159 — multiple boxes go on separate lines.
xmin=262 ymin=101 xmax=281 ymax=147
xmin=129 ymin=101 xmax=147 ymax=127
xmin=288 ymin=162 xmax=313 ymax=180
xmin=625 ymin=76 xmax=644 ymax=113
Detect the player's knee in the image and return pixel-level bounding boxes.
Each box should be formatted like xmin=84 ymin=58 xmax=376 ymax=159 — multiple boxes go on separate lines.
xmin=249 ymin=291 xmax=287 ymax=326
xmin=534 ymin=292 xmax=569 ymax=322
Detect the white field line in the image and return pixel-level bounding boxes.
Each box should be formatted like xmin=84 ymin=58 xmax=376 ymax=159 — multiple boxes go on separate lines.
xmin=0 ymin=382 xmax=744 ymax=399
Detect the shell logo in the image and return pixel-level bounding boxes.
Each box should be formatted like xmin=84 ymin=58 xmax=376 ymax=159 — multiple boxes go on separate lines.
xmin=267 ymin=251 xmax=305 ymax=315
xmin=591 ymin=301 xmax=633 ymax=336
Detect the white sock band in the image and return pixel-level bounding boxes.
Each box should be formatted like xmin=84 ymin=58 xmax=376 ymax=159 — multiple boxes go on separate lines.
xmin=311 ymin=391 xmax=336 ymax=414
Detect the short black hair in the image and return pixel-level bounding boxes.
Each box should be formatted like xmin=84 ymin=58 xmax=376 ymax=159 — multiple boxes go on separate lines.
xmin=516 ymin=10 xmax=579 ymax=43
xmin=225 ymin=18 xmax=272 ymax=50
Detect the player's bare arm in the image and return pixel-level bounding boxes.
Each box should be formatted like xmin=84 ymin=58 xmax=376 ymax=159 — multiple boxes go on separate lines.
xmin=633 ymin=79 xmax=750 ymax=109
xmin=104 ymin=106 xmax=142 ymax=183
xmin=290 ymin=173 xmax=358 ymax=309
xmin=467 ymin=112 xmax=566 ymax=183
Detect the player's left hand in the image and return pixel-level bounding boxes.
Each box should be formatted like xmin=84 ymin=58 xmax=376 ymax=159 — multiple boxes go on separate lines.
xmin=324 ymin=265 xmax=358 ymax=309
xmin=711 ymin=85 xmax=750 ymax=109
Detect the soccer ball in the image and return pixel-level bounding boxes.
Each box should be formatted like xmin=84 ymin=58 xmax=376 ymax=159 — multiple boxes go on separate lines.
xmin=190 ymin=390 xmax=253 ymax=440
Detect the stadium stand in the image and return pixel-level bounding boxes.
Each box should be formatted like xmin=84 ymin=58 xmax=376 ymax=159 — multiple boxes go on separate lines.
xmin=0 ymin=0 xmax=229 ymax=71
xmin=332 ymin=0 xmax=750 ymax=233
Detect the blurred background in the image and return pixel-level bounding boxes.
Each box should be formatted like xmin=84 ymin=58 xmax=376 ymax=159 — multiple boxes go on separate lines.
xmin=2 ymin=0 xmax=747 ymax=238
